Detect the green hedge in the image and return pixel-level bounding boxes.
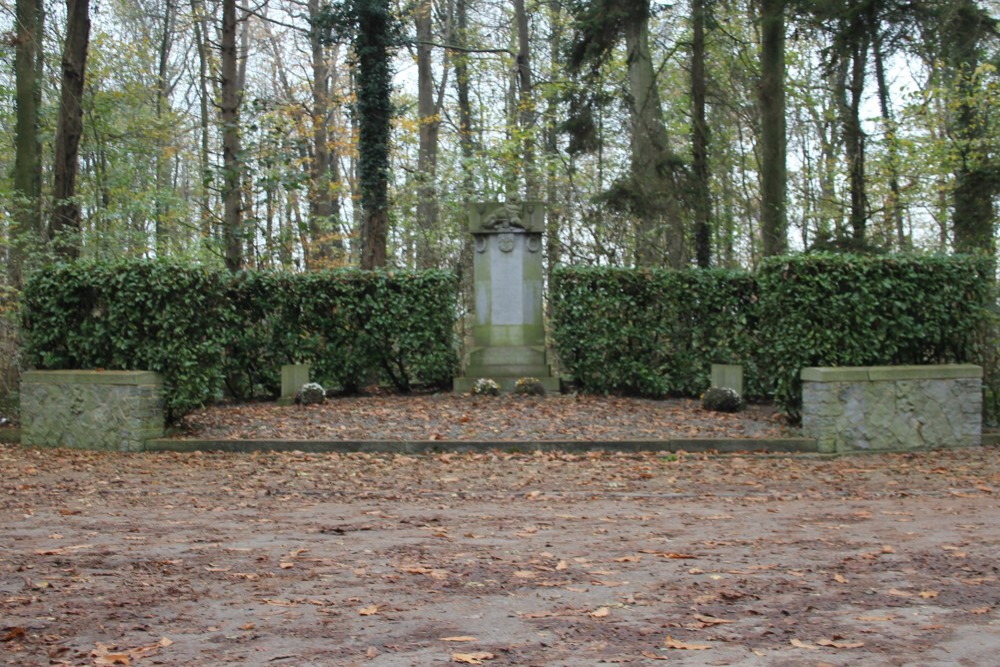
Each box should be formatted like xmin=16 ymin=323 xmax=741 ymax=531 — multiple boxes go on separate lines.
xmin=23 ymin=261 xmax=458 ymax=419
xmin=22 ymin=260 xmax=230 ymax=418
xmin=758 ymin=253 xmax=993 ymax=419
xmin=551 ymin=267 xmax=761 ymax=397
xmin=225 ymin=269 xmax=457 ymax=397
xmin=552 ymin=255 xmax=992 ymax=421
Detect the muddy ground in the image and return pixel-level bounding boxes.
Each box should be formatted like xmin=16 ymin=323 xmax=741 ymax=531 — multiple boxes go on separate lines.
xmin=2 ymin=443 xmax=998 ymax=666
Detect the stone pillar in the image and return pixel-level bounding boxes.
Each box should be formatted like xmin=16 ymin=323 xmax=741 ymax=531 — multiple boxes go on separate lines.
xmin=278 ymin=363 xmax=311 ymax=406
xmin=454 ymin=201 xmax=558 ymax=393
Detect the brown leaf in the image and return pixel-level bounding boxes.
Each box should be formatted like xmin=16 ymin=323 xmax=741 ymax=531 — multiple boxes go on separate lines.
xmin=881 ymin=545 xmax=896 ymax=554
xmin=660 ymin=553 xmax=698 ymax=559
xmin=440 ymin=637 xmax=478 ymax=642
xmin=790 ymin=638 xmax=818 ymax=650
xmin=452 ymin=652 xmax=495 ymax=664
xmin=817 ymin=638 xmax=865 ymax=649
xmin=919 ymin=590 xmax=939 ymax=599
xmin=664 ymin=636 xmax=710 ymax=650
xmin=359 ymin=605 xmax=379 ymax=616
xmin=591 ymin=607 xmax=610 ymax=618
xmin=1 ymin=627 xmax=26 ymax=642
xmin=833 ymin=573 xmax=848 ymax=584
xmin=693 ymin=614 xmax=735 ymax=625
xmin=970 ymin=606 xmax=992 ymax=615
xmin=640 ymin=650 xmax=668 ymax=660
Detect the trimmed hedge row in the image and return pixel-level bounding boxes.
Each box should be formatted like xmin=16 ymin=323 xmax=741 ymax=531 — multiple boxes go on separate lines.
xmin=22 ymin=261 xmax=458 ymax=419
xmin=551 ymin=267 xmax=761 ymax=397
xmin=757 ymin=253 xmax=993 ymax=419
xmin=551 ymin=254 xmax=993 ymax=419
xmin=22 ymin=261 xmax=230 ymax=418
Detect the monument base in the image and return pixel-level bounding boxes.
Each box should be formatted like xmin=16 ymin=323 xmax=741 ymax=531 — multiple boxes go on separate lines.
xmin=453 ymin=345 xmax=560 ymax=394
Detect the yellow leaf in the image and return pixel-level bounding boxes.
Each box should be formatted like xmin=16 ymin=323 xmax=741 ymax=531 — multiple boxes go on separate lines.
xmin=664 ymin=636 xmax=710 ymax=650
xmin=452 ymin=652 xmax=495 ymax=664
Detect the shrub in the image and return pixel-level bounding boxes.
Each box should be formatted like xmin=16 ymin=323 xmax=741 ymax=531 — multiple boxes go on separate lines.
xmin=551 ymin=267 xmax=759 ymax=397
xmin=702 ymin=387 xmax=742 ymax=413
xmin=513 ymin=377 xmax=546 ymax=396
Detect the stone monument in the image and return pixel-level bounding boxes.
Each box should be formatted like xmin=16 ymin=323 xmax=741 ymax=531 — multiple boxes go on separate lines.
xmin=453 ymin=201 xmax=559 ymax=394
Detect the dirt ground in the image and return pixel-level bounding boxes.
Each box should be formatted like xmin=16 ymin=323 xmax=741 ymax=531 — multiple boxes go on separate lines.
xmin=2 ymin=443 xmax=999 ymax=666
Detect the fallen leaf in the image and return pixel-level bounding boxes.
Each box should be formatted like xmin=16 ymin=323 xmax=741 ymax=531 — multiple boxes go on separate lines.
xmin=834 ymin=574 xmax=848 ymax=583
xmin=556 ymin=560 xmax=569 ymax=570
xmin=664 ymin=636 xmax=710 ymax=650
xmin=693 ymin=614 xmax=735 ymax=625
xmin=817 ymin=638 xmax=865 ymax=649
xmin=613 ymin=555 xmax=641 ymax=563
xmin=440 ymin=637 xmax=478 ymax=642
xmin=1 ymin=627 xmax=26 ymax=642
xmin=887 ymin=588 xmax=912 ymax=598
xmin=452 ymin=652 xmax=495 ymax=664
xmin=856 ymin=615 xmax=894 ymax=622
xmin=660 ymin=553 xmax=698 ymax=559
xmin=591 ymin=607 xmax=610 ymax=618
xmin=970 ymin=606 xmax=992 ymax=615
xmin=366 ymin=646 xmax=380 ymax=658
xmin=919 ymin=590 xmax=939 ymax=599
xmin=881 ymin=545 xmax=896 ymax=554
xmin=640 ymin=650 xmax=668 ymax=660
xmin=34 ymin=544 xmax=93 ymax=556
xmin=790 ymin=638 xmax=818 ymax=650
xmin=359 ymin=605 xmax=379 ymax=616
xmin=279 ymin=562 xmax=294 ymax=569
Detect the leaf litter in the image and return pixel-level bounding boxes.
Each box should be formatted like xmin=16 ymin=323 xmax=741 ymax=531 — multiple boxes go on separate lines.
xmin=1 ymin=443 xmax=999 ymax=665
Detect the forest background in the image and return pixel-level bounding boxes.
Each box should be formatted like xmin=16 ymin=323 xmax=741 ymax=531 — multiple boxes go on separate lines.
xmin=1 ymin=0 xmax=998 ymax=405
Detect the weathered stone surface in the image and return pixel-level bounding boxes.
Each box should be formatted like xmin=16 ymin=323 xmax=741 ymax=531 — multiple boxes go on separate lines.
xmin=454 ymin=201 xmax=559 ymax=394
xmin=279 ymin=364 xmax=311 ymax=405
xmin=21 ymin=370 xmax=165 ymax=451
xmin=802 ymin=365 xmax=981 ymax=453
xmin=710 ymin=364 xmax=743 ymax=396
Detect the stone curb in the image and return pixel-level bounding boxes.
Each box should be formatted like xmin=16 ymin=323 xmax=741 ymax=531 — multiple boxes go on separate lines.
xmin=142 ymin=437 xmax=819 ymax=454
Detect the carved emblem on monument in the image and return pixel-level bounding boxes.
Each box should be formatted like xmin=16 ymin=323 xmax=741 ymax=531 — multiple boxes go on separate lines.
xmin=498 ymin=232 xmax=515 ymax=253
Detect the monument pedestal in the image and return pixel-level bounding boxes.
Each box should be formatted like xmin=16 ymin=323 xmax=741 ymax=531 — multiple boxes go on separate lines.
xmin=453 ymin=201 xmax=559 ymax=394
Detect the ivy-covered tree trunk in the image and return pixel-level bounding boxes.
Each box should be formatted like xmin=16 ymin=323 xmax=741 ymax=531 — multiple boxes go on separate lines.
xmin=759 ymin=0 xmax=787 ymax=257
xmin=624 ymin=3 xmax=684 ymax=268
xmin=355 ymin=0 xmax=393 ymax=270
xmin=50 ymin=0 xmax=91 ymax=260
xmin=11 ymin=0 xmax=44 ymax=287
xmin=943 ymin=0 xmax=996 ymax=256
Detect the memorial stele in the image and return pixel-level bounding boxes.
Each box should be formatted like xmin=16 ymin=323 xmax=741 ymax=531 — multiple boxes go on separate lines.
xmin=453 ymin=200 xmax=560 ymax=394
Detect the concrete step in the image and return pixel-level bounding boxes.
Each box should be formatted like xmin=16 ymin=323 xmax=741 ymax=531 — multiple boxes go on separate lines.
xmin=469 ymin=345 xmax=547 ymax=367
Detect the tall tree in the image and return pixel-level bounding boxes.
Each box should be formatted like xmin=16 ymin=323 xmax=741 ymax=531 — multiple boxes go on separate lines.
xmin=316 ymin=0 xmax=397 ymax=270
xmin=414 ymin=0 xmax=447 ymax=268
xmin=10 ymin=0 xmax=44 ymax=286
xmin=568 ymin=0 xmax=687 ymax=267
xmin=691 ymin=0 xmax=711 ymax=267
xmin=50 ymin=0 xmax=92 ymax=260
xmin=759 ymin=0 xmax=787 ymax=256
xmin=938 ymin=0 xmax=997 ymax=255
xmin=220 ymin=0 xmax=244 ymax=271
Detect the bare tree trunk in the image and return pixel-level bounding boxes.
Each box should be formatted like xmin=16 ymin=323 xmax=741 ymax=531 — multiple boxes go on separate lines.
xmin=308 ymin=0 xmax=343 ymax=267
xmin=11 ymin=0 xmax=44 ymax=287
xmin=836 ymin=31 xmax=869 ymax=243
xmin=221 ymin=0 xmax=243 ymax=271
xmin=691 ymin=0 xmax=711 ymax=267
xmin=514 ymin=0 xmax=537 ymax=198
xmin=415 ymin=0 xmax=442 ymax=268
xmin=871 ymin=18 xmax=905 ymax=249
xmin=190 ymin=0 xmax=214 ymax=243
xmin=154 ymin=0 xmax=175 ymax=256
xmin=759 ymin=0 xmax=786 ymax=257
xmin=50 ymin=0 xmax=91 ymax=260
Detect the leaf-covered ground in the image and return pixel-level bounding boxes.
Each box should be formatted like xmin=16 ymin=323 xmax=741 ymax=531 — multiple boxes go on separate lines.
xmin=2 ymin=443 xmax=999 ymax=665
xmin=174 ymin=395 xmax=791 ymax=441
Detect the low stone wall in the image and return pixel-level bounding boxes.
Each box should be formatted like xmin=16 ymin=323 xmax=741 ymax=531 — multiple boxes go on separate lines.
xmin=802 ymin=365 xmax=982 ymax=453
xmin=21 ymin=370 xmax=164 ymax=451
